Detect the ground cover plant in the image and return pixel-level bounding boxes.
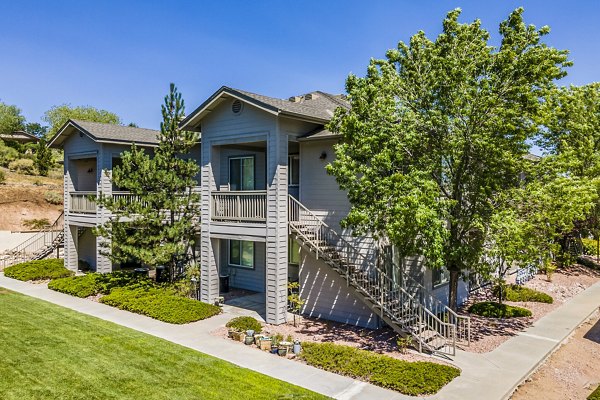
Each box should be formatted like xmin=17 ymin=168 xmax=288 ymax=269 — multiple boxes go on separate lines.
xmin=589 ymin=384 xmax=600 ymax=400
xmin=493 ymin=284 xmax=553 ymax=304
xmin=468 ymin=301 xmax=532 ymax=318
xmin=100 ymin=286 xmax=221 ymax=324
xmin=4 ymin=259 xmax=72 ymax=281
xmin=226 ymin=316 xmax=262 ymax=333
xmin=0 ymin=290 xmax=326 ymax=400
xmin=300 ymin=342 xmax=459 ymax=395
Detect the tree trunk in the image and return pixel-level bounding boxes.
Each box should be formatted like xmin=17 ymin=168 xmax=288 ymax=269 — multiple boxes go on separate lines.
xmin=448 ymin=269 xmax=460 ymax=311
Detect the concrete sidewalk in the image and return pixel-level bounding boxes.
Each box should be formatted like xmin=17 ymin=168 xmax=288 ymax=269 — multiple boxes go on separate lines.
xmin=1 ymin=274 xmax=599 ymax=400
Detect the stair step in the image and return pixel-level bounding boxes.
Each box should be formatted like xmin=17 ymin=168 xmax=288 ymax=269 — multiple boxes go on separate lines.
xmin=426 ymin=337 xmax=447 ymax=350
xmin=419 ymin=329 xmax=440 ymax=341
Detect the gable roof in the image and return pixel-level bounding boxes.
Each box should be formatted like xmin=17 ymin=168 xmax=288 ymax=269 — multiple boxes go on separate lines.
xmin=180 ymin=86 xmax=349 ymax=130
xmin=48 ymin=119 xmax=160 ymax=148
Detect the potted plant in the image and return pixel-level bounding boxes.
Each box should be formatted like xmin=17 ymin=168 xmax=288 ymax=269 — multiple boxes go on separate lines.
xmin=244 ymin=335 xmax=254 ymax=345
xmin=271 ymin=333 xmax=283 ymax=354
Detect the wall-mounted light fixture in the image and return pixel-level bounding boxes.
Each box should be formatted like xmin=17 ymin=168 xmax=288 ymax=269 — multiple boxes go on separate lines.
xmin=319 ymin=151 xmax=327 ymax=160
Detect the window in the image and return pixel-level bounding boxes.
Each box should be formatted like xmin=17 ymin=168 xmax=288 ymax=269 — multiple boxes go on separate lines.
xmin=288 ymin=238 xmax=300 ymax=265
xmin=288 ymin=155 xmax=299 ymax=186
xmin=432 ymin=268 xmax=450 ymax=288
xmin=229 ymin=240 xmax=254 ymax=268
xmin=229 ymin=156 xmax=254 ymax=191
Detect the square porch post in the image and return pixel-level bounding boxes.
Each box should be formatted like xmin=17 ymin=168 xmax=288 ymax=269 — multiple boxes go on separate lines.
xmin=265 ymin=126 xmax=288 ymax=324
xmin=200 ymin=141 xmax=219 ymax=303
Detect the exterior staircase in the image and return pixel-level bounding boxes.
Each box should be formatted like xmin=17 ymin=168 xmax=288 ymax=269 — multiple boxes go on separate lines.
xmin=288 ymin=196 xmax=470 ymax=356
xmin=0 ymin=212 xmax=65 ymax=269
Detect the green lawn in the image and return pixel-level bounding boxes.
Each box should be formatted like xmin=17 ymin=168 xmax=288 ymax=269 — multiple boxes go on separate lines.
xmin=0 ymin=289 xmax=328 ymax=400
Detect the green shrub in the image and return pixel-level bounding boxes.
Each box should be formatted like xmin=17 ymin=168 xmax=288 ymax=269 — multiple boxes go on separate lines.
xmin=100 ymin=287 xmax=221 ymax=324
xmin=493 ymin=284 xmax=553 ymax=304
xmin=300 ymin=342 xmax=460 ymax=395
xmin=0 ymin=169 xmax=5 ymax=184
xmin=8 ymin=158 xmax=35 ymax=175
xmin=0 ymin=144 xmax=19 ymax=167
xmin=583 ymin=238 xmax=599 ymax=256
xmin=226 ymin=316 xmax=263 ymax=334
xmin=589 ymin=384 xmax=600 ymax=400
xmin=44 ymin=191 xmax=63 ymax=205
xmin=4 ymin=259 xmax=73 ymax=281
xmin=468 ymin=301 xmax=532 ymax=318
xmin=48 ymin=271 xmax=154 ymax=298
xmin=48 ymin=274 xmax=101 ymax=298
xmin=22 ymin=218 xmax=51 ymax=230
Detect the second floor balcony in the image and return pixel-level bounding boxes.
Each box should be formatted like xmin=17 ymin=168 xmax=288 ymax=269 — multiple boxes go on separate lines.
xmin=211 ymin=191 xmax=267 ymax=223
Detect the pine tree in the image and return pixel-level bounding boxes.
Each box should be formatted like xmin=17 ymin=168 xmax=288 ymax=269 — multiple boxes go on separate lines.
xmin=34 ymin=137 xmax=54 ymax=176
xmin=95 ymin=83 xmax=200 ymax=281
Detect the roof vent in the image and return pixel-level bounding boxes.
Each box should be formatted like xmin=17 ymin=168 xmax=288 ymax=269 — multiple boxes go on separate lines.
xmin=232 ymin=99 xmax=243 ymax=114
xmin=304 ymin=93 xmax=319 ymax=100
xmin=289 ymin=96 xmax=302 ymax=103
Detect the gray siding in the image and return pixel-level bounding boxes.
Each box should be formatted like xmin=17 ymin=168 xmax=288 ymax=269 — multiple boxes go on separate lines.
xmin=299 ymin=247 xmax=380 ymax=329
xmin=219 ymin=239 xmax=266 ymax=292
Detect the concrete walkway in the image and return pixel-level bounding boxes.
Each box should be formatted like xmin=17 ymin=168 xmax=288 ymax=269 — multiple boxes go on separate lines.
xmin=1 ymin=274 xmax=599 ymax=400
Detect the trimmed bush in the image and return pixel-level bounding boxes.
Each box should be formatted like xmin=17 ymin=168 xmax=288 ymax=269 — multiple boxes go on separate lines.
xmin=4 ymin=259 xmax=73 ymax=281
xmin=8 ymin=158 xmax=35 ymax=175
xmin=493 ymin=284 xmax=553 ymax=304
xmin=100 ymin=287 xmax=221 ymax=324
xmin=468 ymin=301 xmax=532 ymax=318
xmin=0 ymin=144 xmax=18 ymax=167
xmin=226 ymin=316 xmax=262 ymax=334
xmin=589 ymin=384 xmax=600 ymax=400
xmin=48 ymin=274 xmax=102 ymax=298
xmin=300 ymin=342 xmax=459 ymax=395
xmin=48 ymin=271 xmax=153 ymax=298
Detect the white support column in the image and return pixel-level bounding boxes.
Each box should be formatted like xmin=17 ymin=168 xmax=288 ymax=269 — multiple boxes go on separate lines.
xmin=200 ymin=141 xmax=219 ymax=303
xmin=265 ymin=124 xmax=289 ymax=324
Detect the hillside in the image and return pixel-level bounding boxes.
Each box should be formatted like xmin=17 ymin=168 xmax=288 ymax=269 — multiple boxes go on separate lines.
xmin=0 ymin=167 xmax=63 ymax=231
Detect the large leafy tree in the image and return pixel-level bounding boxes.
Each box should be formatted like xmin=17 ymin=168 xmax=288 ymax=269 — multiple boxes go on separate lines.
xmin=0 ymin=102 xmax=26 ymax=134
xmin=43 ymin=104 xmax=121 ymax=138
xmin=539 ymin=84 xmax=600 ymax=243
xmin=326 ymin=8 xmax=570 ymax=309
xmin=95 ymin=84 xmax=200 ymax=281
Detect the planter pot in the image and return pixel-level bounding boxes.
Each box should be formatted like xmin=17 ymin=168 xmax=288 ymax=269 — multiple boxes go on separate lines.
xmin=293 ymin=341 xmax=301 ymax=355
xmin=270 ymin=345 xmax=279 ymax=354
xmin=246 ymin=330 xmax=255 ymax=337
xmin=244 ymin=335 xmax=254 ymax=345
xmin=259 ymin=338 xmax=272 ymax=351
xmin=277 ymin=347 xmax=288 ymax=357
xmin=232 ymin=331 xmax=245 ymax=342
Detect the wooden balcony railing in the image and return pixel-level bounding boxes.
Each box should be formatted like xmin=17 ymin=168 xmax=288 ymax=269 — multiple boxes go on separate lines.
xmin=211 ymin=191 xmax=267 ymax=222
xmin=69 ymin=192 xmax=97 ymax=213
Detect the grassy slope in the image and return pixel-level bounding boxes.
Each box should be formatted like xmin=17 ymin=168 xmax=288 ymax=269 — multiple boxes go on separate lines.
xmin=0 ymin=289 xmax=327 ymax=400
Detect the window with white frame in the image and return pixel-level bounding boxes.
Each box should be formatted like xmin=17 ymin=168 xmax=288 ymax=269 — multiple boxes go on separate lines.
xmin=288 ymin=155 xmax=299 ymax=186
xmin=229 ymin=240 xmax=254 ymax=269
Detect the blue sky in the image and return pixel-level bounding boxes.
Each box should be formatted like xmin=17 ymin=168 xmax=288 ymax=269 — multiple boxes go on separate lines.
xmin=1 ymin=0 xmax=599 ymax=129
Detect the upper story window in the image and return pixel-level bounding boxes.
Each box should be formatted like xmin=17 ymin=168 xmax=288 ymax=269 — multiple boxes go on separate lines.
xmin=229 ymin=156 xmax=254 ymax=191
xmin=289 ymin=155 xmax=299 ymax=186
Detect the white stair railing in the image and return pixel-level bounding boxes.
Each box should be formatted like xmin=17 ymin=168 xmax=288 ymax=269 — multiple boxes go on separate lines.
xmin=288 ymin=195 xmax=470 ymax=355
xmin=0 ymin=212 xmax=64 ymax=269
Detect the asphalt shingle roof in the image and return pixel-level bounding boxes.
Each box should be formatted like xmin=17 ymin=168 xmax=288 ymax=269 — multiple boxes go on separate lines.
xmin=70 ymin=120 xmax=160 ymax=145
